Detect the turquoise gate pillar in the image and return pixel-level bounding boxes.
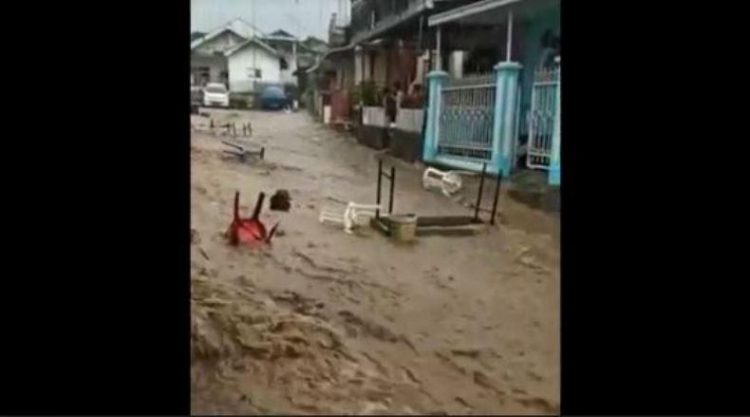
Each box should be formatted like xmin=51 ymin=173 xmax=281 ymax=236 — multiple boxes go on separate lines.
xmin=491 ymin=62 xmax=523 ymax=177
xmin=548 ymin=59 xmax=561 ymax=185
xmin=422 ymin=70 xmax=449 ymax=162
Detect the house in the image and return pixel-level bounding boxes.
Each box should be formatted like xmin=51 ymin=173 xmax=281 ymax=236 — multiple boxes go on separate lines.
xmin=193 ymin=20 xmax=322 ymax=108
xmin=318 ymin=0 xmax=562 ymax=185
xmin=245 ymin=28 xmax=330 ymax=103
xmin=295 ymin=38 xmax=327 ymax=92
xmin=261 ymin=30 xmax=302 ymax=88
xmin=307 ymin=0 xmax=561 ymax=186
xmin=301 ymin=36 xmax=329 ymax=55
xmin=423 ymin=0 xmax=561 ymax=185
xmin=190 ymin=19 xmax=267 ymax=87
xmin=349 ymin=0 xmax=481 ymax=90
xmin=224 ymin=38 xmax=285 ymax=94
xmin=267 ymin=29 xmax=295 ymax=39
xmin=190 ymin=27 xmax=245 ymax=87
xmin=341 ymin=0 xmax=484 ymax=160
xmin=305 ymin=8 xmax=356 ymax=125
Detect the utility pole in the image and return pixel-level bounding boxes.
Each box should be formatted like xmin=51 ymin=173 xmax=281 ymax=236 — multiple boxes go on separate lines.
xmin=252 ymin=0 xmax=257 ymax=90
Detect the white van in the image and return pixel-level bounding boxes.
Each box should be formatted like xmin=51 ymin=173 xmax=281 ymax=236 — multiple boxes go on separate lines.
xmin=202 ymin=83 xmax=229 ymax=108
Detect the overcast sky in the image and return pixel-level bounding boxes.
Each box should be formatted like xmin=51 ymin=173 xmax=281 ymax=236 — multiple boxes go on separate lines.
xmin=191 ymin=0 xmax=340 ymax=40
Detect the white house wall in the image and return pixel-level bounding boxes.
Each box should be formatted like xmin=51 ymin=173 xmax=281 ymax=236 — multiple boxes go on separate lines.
xmin=265 ymin=40 xmax=299 ymax=87
xmin=227 ymin=46 xmax=282 ymax=93
xmin=280 ymin=51 xmax=299 ymax=86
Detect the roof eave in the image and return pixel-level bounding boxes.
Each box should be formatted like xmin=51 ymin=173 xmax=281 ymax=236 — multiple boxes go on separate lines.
xmin=225 ymin=39 xmax=282 ymax=58
xmin=191 ymin=27 xmax=247 ymax=51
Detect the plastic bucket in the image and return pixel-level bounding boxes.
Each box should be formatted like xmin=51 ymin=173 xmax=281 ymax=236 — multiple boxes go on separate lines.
xmin=389 ymin=214 xmax=417 ymax=242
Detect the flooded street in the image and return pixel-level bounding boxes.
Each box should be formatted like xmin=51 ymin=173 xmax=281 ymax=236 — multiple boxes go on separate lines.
xmin=190 ymin=109 xmax=560 ymax=414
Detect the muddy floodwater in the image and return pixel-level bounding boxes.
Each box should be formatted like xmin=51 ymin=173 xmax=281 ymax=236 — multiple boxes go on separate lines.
xmin=190 ymin=109 xmax=560 ymax=414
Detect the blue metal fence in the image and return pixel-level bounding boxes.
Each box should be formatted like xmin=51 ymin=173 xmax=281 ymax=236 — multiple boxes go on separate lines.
xmin=423 ymin=62 xmax=523 ymax=177
xmin=437 ymin=73 xmax=496 ymax=160
xmin=526 ymin=66 xmax=559 ymax=170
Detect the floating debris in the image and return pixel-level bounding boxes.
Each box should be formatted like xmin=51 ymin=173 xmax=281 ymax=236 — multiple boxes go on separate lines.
xmin=270 ymin=189 xmax=291 ymax=211
xmin=225 ymin=191 xmax=279 ymax=247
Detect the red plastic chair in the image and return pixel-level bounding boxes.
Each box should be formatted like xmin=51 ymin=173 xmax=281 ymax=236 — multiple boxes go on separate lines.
xmin=225 ymin=191 xmax=279 ymax=246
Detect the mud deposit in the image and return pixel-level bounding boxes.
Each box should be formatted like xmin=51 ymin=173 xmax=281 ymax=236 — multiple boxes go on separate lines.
xmin=191 ymin=109 xmax=560 ymax=414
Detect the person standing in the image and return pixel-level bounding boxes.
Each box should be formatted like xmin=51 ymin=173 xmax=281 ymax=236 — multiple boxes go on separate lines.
xmin=538 ymin=30 xmax=560 ymax=70
xmin=394 ymin=81 xmax=404 ymax=112
xmin=385 ymin=81 xmax=404 ymax=129
xmin=384 ymin=87 xmax=397 ymax=128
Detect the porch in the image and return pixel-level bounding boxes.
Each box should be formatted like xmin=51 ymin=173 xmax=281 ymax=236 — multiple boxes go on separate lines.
xmin=190 ymin=53 xmax=228 ymax=87
xmin=423 ymin=0 xmax=560 ymax=186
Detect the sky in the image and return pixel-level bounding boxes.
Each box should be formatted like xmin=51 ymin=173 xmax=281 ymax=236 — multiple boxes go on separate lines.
xmin=191 ymin=0 xmax=340 ymax=40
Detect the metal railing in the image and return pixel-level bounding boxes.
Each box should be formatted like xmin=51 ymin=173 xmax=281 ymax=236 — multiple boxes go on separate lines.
xmin=526 ymin=66 xmax=559 ymax=169
xmin=437 ymin=73 xmax=496 ymax=160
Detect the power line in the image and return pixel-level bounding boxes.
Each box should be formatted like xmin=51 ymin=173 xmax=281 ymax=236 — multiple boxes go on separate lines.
xmin=252 ymin=0 xmax=256 ymax=84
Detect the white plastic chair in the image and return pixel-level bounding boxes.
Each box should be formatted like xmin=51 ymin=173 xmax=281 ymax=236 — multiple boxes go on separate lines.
xmin=319 ymin=202 xmax=384 ymax=234
xmin=422 ymin=167 xmax=469 ymax=197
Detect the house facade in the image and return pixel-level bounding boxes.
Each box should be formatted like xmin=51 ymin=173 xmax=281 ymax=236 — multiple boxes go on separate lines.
xmin=225 ymin=38 xmax=284 ymax=94
xmin=190 ymin=19 xmax=267 ymax=87
xmin=262 ymin=30 xmax=301 ymax=88
xmin=341 ymin=0 xmax=483 ymax=160
xmin=190 ymin=28 xmax=246 ymax=87
xmin=423 ymin=0 xmax=561 ymax=185
xmin=305 ymin=7 xmax=356 ymax=126
xmin=192 ymin=20 xmax=323 ymax=107
xmin=308 ymin=0 xmax=561 ymax=186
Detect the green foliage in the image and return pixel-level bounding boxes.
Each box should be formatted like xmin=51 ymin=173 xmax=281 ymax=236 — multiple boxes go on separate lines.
xmin=353 ymin=81 xmax=379 ymax=106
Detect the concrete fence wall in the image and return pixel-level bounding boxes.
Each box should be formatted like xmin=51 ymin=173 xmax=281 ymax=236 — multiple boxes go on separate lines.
xmin=395 ymin=109 xmax=424 ymax=133
xmin=362 ymin=106 xmax=387 ymax=127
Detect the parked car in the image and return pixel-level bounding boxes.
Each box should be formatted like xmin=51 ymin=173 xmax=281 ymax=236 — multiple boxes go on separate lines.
xmin=259 ymin=85 xmax=289 ymax=110
xmin=203 ymin=83 xmax=229 ymax=108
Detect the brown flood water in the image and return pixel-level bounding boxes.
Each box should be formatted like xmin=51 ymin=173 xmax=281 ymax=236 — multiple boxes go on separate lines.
xmin=191 ymin=108 xmax=559 ymax=415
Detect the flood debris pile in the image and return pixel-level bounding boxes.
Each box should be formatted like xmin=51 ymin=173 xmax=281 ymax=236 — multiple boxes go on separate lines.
xmin=190 ymin=111 xmax=560 ymax=415
xmin=221 ymin=140 xmax=265 ymax=164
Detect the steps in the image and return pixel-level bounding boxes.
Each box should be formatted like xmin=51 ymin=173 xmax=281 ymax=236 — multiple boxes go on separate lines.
xmin=506 ymin=169 xmax=560 ymax=213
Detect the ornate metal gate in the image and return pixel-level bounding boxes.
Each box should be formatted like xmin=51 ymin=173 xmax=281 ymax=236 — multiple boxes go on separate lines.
xmin=526 ymin=66 xmax=559 ymax=169
xmin=437 ymin=74 xmax=496 ymax=161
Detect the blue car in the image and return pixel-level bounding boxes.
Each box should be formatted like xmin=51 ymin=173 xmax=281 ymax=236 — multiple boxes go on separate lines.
xmin=260 ymin=85 xmax=289 ymax=110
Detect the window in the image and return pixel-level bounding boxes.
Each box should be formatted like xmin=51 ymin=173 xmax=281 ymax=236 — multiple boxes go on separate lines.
xmin=280 ymin=58 xmax=289 ymax=70
xmin=205 ymin=84 xmax=227 ymax=94
xmin=247 ymin=68 xmax=262 ymax=79
xmin=195 ymin=66 xmax=210 ymax=77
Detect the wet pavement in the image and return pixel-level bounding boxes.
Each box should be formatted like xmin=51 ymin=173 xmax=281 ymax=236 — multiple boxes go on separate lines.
xmin=190 ymin=108 xmax=560 ymax=414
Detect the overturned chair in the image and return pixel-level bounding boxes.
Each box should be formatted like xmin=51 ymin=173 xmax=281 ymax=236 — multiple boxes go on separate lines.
xmin=222 ymin=140 xmax=265 ymax=163
xmin=226 ymin=191 xmax=279 ymax=247
xmin=422 ymin=167 xmax=473 ymax=197
xmin=372 ymin=160 xmax=503 ymax=237
xmin=319 ymin=202 xmax=384 ymax=234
